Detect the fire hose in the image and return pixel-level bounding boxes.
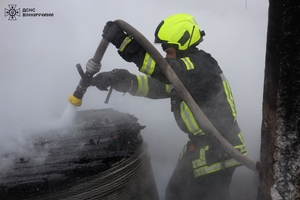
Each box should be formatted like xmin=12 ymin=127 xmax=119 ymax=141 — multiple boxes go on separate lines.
xmin=69 ymin=19 xmax=260 ymax=173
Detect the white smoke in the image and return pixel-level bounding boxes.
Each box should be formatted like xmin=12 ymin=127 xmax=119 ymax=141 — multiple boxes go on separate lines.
xmin=0 ymin=0 xmax=268 ymax=199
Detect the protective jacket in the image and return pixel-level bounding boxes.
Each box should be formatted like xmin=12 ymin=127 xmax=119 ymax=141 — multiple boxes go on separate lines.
xmin=120 ymin=37 xmax=247 ymax=177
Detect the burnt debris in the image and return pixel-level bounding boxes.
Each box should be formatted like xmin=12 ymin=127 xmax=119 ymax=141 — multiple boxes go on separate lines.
xmin=0 ymin=109 xmax=146 ymax=199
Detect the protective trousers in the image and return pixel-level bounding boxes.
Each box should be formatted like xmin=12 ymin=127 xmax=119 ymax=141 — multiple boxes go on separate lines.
xmin=165 ymin=141 xmax=236 ymax=200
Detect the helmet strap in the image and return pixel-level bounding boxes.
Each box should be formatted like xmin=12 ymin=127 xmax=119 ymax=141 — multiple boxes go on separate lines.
xmin=187 ymin=25 xmax=195 ymax=50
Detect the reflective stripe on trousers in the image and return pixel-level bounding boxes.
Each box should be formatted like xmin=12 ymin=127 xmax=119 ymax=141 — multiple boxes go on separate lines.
xmin=179 ymin=132 xmax=247 ymax=178
xmin=192 ymin=133 xmax=247 ymax=177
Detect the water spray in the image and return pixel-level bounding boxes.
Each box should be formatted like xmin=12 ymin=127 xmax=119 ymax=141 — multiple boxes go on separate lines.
xmin=61 ymin=39 xmax=111 ymax=127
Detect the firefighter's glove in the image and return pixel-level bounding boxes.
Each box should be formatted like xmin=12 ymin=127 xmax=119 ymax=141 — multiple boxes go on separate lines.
xmin=118 ymin=39 xmax=143 ymax=63
xmin=102 ymin=21 xmax=127 ymax=48
xmin=92 ymin=69 xmax=134 ymax=93
xmin=91 ymin=71 xmax=112 ymax=91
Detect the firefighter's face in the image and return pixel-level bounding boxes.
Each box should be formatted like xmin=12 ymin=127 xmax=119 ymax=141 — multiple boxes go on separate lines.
xmin=164 ymin=47 xmax=176 ymax=58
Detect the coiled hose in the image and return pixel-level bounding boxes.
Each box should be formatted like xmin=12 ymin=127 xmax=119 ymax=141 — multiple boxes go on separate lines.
xmin=28 ymin=142 xmax=159 ymax=200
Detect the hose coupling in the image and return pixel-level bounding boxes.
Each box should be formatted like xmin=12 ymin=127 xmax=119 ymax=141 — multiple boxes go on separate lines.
xmin=86 ymin=59 xmax=101 ymax=74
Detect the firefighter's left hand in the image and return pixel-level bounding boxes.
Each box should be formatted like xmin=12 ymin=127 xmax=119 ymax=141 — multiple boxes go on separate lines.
xmin=91 ymin=71 xmax=112 ymax=91
xmin=92 ymin=69 xmax=134 ymax=93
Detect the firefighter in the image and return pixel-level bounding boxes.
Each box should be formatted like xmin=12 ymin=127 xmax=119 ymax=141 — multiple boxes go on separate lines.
xmin=92 ymin=13 xmax=247 ymax=200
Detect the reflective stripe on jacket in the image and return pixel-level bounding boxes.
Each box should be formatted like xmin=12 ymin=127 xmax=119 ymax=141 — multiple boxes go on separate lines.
xmin=131 ymin=74 xmax=173 ymax=99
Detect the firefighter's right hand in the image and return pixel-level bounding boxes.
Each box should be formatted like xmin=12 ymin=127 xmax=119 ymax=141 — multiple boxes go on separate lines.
xmin=102 ymin=21 xmax=127 ymax=48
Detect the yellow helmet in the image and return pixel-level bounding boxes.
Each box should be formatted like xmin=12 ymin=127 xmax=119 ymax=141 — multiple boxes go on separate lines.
xmin=154 ymin=13 xmax=205 ymax=51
